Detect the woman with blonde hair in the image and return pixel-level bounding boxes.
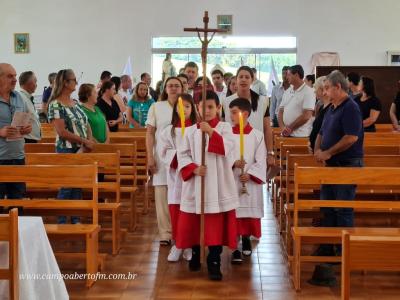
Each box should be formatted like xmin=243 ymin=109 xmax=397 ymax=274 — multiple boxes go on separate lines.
xmin=127 ymin=82 xmax=155 ymax=128
xmin=47 ymin=69 xmax=94 ymax=224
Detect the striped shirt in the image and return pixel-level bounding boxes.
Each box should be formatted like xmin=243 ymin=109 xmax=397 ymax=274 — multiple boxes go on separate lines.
xmin=47 ymin=100 xmax=88 ymax=150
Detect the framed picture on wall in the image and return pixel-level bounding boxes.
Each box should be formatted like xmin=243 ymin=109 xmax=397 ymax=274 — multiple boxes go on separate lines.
xmin=14 ymin=33 xmax=30 ymax=54
xmin=217 ymin=15 xmax=233 ymax=34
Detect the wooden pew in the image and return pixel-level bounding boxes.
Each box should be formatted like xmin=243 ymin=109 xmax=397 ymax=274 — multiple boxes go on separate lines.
xmin=283 ymin=154 xmax=400 ymax=257
xmin=0 ymin=208 xmax=18 ymax=300
xmin=24 ymin=143 xmax=55 ymax=153
xmin=24 ymin=143 xmax=140 ymax=230
xmin=272 ymin=142 xmax=400 ymax=219
xmin=25 ymin=152 xmax=122 ymax=255
xmin=341 ymin=230 xmax=400 ymax=300
xmin=105 ymin=137 xmax=151 ymax=214
xmin=0 ymin=164 xmax=100 ymax=288
xmin=92 ymin=143 xmax=144 ymax=227
xmin=375 ymin=124 xmax=397 ymax=132
xmin=291 ymin=166 xmax=400 ymax=291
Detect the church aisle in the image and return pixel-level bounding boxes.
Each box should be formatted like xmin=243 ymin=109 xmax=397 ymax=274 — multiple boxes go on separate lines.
xmin=65 ymin=189 xmax=400 ymax=300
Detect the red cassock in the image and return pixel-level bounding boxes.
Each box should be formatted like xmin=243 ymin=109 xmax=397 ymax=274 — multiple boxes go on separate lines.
xmin=232 ymin=124 xmax=266 ymax=239
xmin=175 ymin=118 xmax=239 ymax=249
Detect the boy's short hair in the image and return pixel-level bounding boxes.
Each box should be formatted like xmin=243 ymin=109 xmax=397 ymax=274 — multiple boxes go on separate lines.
xmin=184 ymin=61 xmax=199 ymax=70
xmin=198 ymin=90 xmax=220 ymax=106
xmin=177 ymin=73 xmax=189 ymax=81
xmin=229 ymin=98 xmax=252 ymax=116
xmin=224 ymin=72 xmax=233 ymax=79
xmin=211 ymin=69 xmax=224 ymax=77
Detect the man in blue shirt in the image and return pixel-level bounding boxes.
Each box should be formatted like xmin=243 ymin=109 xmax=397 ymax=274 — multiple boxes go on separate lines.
xmin=314 ymin=70 xmax=364 ymax=248
xmin=0 ymin=63 xmax=32 ymax=201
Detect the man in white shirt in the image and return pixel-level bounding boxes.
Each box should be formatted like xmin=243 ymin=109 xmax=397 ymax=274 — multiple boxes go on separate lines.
xmin=18 ymin=71 xmax=41 ymax=143
xmin=250 ymin=68 xmax=267 ymax=96
xmin=119 ymin=75 xmax=133 ymax=104
xmin=211 ymin=69 xmax=227 ymax=102
xmin=278 ymin=65 xmax=315 ymax=137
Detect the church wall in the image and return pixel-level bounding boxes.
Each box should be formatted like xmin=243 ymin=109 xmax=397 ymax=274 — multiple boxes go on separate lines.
xmin=1 ymin=0 xmax=399 ymax=93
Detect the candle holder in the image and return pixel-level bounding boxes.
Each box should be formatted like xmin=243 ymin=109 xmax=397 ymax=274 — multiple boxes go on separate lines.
xmin=240 ymin=158 xmax=249 ymax=196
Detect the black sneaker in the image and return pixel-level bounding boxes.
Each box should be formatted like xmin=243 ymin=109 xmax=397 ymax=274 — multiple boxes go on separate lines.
xmin=207 ymin=261 xmax=222 ymax=281
xmin=189 ymin=246 xmax=201 ymax=271
xmin=242 ymin=236 xmax=252 ymax=256
xmin=231 ymin=250 xmax=243 ymax=265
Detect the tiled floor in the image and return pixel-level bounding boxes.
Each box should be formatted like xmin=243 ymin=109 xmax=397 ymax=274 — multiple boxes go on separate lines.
xmin=64 ymin=189 xmax=400 ymax=300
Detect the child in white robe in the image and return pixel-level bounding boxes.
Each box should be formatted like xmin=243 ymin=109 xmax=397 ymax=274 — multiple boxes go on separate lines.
xmin=176 ymin=90 xmax=239 ymax=281
xmin=229 ymin=98 xmax=266 ymax=264
xmin=159 ymin=94 xmax=197 ymax=262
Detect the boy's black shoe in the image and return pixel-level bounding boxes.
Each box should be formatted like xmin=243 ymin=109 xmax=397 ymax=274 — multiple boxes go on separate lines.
xmin=207 ymin=261 xmax=222 ymax=281
xmin=231 ymin=250 xmax=243 ymax=265
xmin=242 ymin=236 xmax=252 ymax=256
xmin=189 ymin=245 xmax=201 ymax=271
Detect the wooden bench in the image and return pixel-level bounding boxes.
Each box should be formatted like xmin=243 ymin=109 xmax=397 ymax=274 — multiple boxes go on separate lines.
xmin=25 ymin=143 xmax=141 ymax=231
xmin=0 ymin=208 xmax=18 ymax=300
xmin=291 ymin=166 xmax=400 ymax=291
xmin=283 ymin=154 xmax=400 ymax=257
xmin=25 ymin=152 xmax=122 ymax=255
xmin=92 ymin=143 xmax=143 ymax=228
xmin=272 ymin=143 xmax=400 ymax=220
xmin=103 ymin=136 xmax=150 ymax=214
xmin=341 ymin=230 xmax=400 ymax=300
xmin=375 ymin=124 xmax=397 ymax=132
xmin=0 ymin=165 xmax=100 ymax=288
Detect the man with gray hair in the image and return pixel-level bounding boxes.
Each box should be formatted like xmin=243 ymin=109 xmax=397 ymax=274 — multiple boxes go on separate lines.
xmin=310 ymin=70 xmax=364 ymax=285
xmin=19 ymin=71 xmax=41 ymax=143
xmin=250 ymin=68 xmax=267 ymax=96
xmin=0 ymin=63 xmax=32 ymax=203
xmin=119 ymin=74 xmax=133 ymax=104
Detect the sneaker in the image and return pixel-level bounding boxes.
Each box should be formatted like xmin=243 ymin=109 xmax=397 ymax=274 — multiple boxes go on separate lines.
xmin=71 ymin=216 xmax=81 ymax=224
xmin=167 ymin=245 xmax=182 ymax=262
xmin=242 ymin=236 xmax=252 ymax=256
xmin=231 ymin=250 xmax=243 ymax=265
xmin=58 ymin=216 xmax=67 ymax=224
xmin=182 ymin=248 xmax=192 ymax=261
xmin=308 ymin=263 xmax=337 ymax=287
xmin=160 ymin=240 xmax=171 ymax=246
xmin=207 ymin=261 xmax=222 ymax=281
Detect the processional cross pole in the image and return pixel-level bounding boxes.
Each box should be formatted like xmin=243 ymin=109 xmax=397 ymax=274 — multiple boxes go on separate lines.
xmin=184 ymin=11 xmax=226 ymax=264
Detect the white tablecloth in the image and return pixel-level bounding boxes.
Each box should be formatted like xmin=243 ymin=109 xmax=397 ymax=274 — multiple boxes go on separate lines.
xmin=0 ymin=217 xmax=69 ymax=300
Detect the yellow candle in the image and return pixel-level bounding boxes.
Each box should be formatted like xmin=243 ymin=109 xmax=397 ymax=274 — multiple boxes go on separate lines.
xmin=178 ymin=97 xmax=185 ymax=136
xmin=239 ymin=111 xmax=244 ymax=158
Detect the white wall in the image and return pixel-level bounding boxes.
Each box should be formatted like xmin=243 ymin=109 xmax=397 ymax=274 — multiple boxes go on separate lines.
xmin=1 ymin=0 xmax=400 ymax=93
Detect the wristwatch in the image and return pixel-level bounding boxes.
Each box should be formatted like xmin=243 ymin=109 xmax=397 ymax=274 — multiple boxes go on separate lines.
xmin=267 ymin=151 xmax=275 ymax=156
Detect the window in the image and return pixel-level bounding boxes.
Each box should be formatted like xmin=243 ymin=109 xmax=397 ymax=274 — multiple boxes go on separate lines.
xmin=152 ymin=36 xmax=296 ymax=92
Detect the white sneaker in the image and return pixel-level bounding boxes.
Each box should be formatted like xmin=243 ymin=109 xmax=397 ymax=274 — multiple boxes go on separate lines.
xmin=182 ymin=248 xmax=192 ymax=261
xmin=167 ymin=245 xmax=182 ymax=262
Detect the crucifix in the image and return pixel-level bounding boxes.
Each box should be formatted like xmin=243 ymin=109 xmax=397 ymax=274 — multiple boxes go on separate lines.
xmin=184 ymin=11 xmax=226 ymax=264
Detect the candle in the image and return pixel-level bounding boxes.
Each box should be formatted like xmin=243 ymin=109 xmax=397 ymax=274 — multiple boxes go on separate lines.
xmin=178 ymin=97 xmax=185 ymax=136
xmin=239 ymin=111 xmax=244 ymax=158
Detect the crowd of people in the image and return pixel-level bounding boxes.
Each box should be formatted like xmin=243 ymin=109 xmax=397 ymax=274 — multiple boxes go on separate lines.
xmin=1 ymin=59 xmax=400 ymax=282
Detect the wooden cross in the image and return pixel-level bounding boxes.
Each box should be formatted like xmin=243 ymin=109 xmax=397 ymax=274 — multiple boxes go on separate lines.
xmin=184 ymin=11 xmax=226 ymax=264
